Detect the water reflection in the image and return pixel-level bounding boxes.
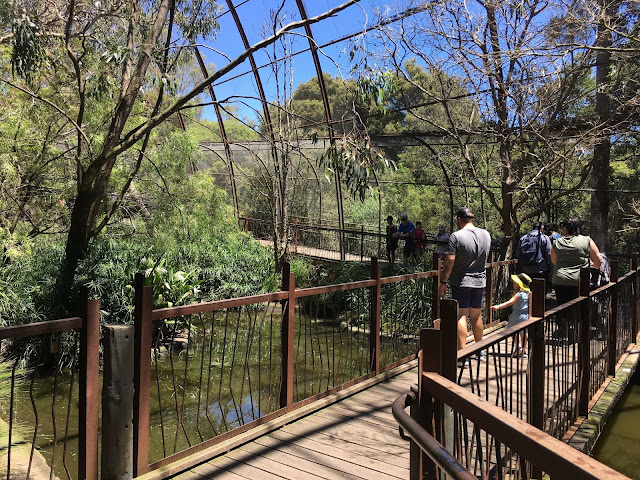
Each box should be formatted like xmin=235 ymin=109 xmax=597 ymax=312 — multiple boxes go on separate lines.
xmin=592 ymin=366 xmax=640 ymax=479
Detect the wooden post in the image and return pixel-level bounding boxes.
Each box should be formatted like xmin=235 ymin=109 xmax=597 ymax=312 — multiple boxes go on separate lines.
xmin=608 ymin=261 xmax=619 ymax=376
xmin=431 ymin=253 xmax=440 ymax=324
xmin=133 ymin=273 xmax=152 ymax=477
xmin=369 ymin=257 xmax=381 ymax=374
xmin=243 ymin=214 xmax=248 ymax=232
xmin=79 ymin=292 xmax=100 ymax=480
xmin=528 ymin=278 xmax=545 ymax=480
xmin=632 ymin=254 xmax=638 ymax=341
xmin=439 ymin=299 xmax=457 ymax=470
xmin=485 ymin=251 xmax=494 ymax=326
xmin=102 ymin=325 xmax=135 ymax=480
xmin=440 ymin=299 xmax=458 ymax=382
xmin=280 ymin=263 xmax=296 ymax=409
xmin=412 ymin=329 xmax=442 ymax=480
xmin=294 ymin=218 xmax=299 ymax=254
xmin=578 ymin=268 xmax=591 ymax=417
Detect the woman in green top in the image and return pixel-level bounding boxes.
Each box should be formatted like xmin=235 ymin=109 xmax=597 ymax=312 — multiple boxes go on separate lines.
xmin=550 ymin=217 xmax=602 ymax=306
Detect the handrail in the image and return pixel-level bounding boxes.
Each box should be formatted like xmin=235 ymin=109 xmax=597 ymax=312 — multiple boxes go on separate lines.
xmin=0 ymin=316 xmax=83 ymax=340
xmin=457 ymin=315 xmax=542 ymax=359
xmin=379 ymin=270 xmax=438 ymax=284
xmin=151 ymin=291 xmax=289 ymax=321
xmin=421 ymin=371 xmax=631 ymax=479
xmin=391 ymin=390 xmax=477 ymax=480
xmin=295 ymin=279 xmax=377 ymax=298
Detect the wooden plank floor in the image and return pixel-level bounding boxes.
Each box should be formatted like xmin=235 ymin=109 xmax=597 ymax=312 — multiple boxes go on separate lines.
xmin=169 ymin=332 xmax=603 ymax=480
xmin=257 ymin=239 xmax=370 ymax=263
xmin=174 ymin=370 xmax=415 ymax=480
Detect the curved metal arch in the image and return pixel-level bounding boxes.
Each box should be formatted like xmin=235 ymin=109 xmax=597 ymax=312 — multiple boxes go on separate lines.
xmin=294 ymin=0 xmax=346 ymax=259
xmin=225 ymin=0 xmax=281 ymax=214
xmin=192 ymin=47 xmax=239 ymax=217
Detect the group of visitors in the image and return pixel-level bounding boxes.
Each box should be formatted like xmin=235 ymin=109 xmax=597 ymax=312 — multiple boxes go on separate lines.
xmin=407 ymin=206 xmax=604 ymax=353
xmin=385 ymin=214 xmax=449 ymax=267
xmin=514 ymin=219 xmax=603 ymax=301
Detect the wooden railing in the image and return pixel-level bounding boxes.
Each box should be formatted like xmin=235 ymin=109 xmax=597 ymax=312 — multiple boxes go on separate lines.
xmin=0 ymin=295 xmax=100 ymax=480
xmin=240 ymin=215 xmax=442 ymax=262
xmin=394 ymin=258 xmax=640 ymax=479
xmin=131 ymin=256 xmax=520 ymax=475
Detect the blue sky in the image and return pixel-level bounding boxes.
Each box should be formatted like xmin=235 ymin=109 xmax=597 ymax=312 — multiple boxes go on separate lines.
xmin=197 ymin=0 xmax=383 ymax=123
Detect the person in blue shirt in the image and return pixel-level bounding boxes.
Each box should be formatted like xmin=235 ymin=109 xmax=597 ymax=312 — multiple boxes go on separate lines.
xmin=395 ymin=213 xmax=416 ymax=266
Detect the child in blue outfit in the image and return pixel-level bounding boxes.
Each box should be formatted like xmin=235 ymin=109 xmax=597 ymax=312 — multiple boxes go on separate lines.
xmin=491 ymin=273 xmax=531 ymax=357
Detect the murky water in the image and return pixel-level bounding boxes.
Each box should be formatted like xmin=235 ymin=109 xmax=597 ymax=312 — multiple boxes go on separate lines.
xmin=6 ymin=311 xmax=414 ymax=479
xmin=592 ymin=366 xmax=640 ymax=479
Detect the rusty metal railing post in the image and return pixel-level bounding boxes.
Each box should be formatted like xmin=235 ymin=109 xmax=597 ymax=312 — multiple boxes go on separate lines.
xmin=632 ymin=254 xmax=638 ymax=341
xmin=360 ymin=225 xmax=365 ymax=262
xmin=439 ymin=299 xmax=458 ymax=472
xmin=528 ymin=278 xmax=545 ymax=480
xmin=133 ymin=272 xmax=152 ymax=477
xmin=412 ymin=329 xmax=442 ymax=480
xmin=440 ymin=300 xmax=458 ymax=382
xmin=485 ymin=251 xmax=494 ymax=326
xmin=79 ymin=291 xmax=100 ymax=480
xmin=578 ymin=268 xmax=591 ymax=417
xmin=609 ymin=261 xmax=619 ymax=376
xmin=280 ymin=263 xmax=296 ymax=409
xmin=369 ymin=257 xmax=381 ymax=374
xmin=294 ymin=218 xmax=299 ymax=254
xmin=431 ymin=253 xmax=440 ymax=324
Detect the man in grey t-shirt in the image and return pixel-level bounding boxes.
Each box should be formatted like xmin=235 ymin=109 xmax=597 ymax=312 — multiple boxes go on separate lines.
xmin=438 ymin=207 xmax=492 ymax=349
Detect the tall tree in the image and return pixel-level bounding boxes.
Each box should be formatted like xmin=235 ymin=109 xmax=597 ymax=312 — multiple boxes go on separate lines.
xmin=1 ymin=0 xmax=363 ymax=300
xmin=372 ymin=0 xmax=606 ymax=252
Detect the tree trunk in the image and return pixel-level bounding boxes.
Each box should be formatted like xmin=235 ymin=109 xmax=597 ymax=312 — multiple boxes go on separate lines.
xmin=589 ymin=2 xmax=614 ymax=251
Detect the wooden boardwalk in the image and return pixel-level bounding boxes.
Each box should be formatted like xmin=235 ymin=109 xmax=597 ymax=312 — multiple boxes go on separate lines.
xmin=165 ymin=333 xmax=604 ymax=480
xmin=257 ymin=239 xmax=372 ymax=263
xmin=173 ymin=369 xmax=415 ymax=480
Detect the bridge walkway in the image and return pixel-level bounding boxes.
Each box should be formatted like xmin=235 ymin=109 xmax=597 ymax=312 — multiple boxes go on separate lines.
xmin=257 ymin=239 xmax=371 ymax=263
xmin=168 ymin=335 xmax=551 ymax=480
xmin=173 ymin=368 xmax=415 ymax=479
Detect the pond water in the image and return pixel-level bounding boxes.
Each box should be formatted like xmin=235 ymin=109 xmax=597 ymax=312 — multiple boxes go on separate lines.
xmin=592 ymin=366 xmax=640 ymax=479
xmin=7 ymin=309 xmax=415 ymax=479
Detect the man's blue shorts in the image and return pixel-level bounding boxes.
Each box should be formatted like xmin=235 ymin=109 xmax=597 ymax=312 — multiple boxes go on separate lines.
xmin=451 ymin=286 xmax=484 ymax=309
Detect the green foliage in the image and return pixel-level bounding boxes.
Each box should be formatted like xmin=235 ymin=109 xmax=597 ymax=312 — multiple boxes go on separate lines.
xmin=289 ymin=257 xmax=313 ymax=287
xmin=139 ymin=257 xmax=201 ymax=308
xmin=317 ymin=137 xmax=396 ymax=202
xmin=10 ymin=14 xmax=44 ymax=85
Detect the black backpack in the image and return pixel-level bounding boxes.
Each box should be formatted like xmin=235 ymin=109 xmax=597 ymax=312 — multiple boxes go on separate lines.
xmin=518 ymin=233 xmax=543 ymax=266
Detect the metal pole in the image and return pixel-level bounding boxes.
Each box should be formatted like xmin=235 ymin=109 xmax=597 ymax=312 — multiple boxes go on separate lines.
xmin=133 ymin=273 xmax=152 ymax=477
xmin=431 ymin=253 xmax=441 ymax=324
xmin=632 ymin=254 xmax=638 ymax=341
xmin=578 ymin=268 xmax=591 ymax=417
xmin=609 ymin=261 xmax=619 ymax=375
xmin=79 ymin=292 xmax=100 ymax=480
xmin=369 ymin=257 xmax=381 ymax=374
xmin=485 ymin=252 xmax=494 ymax=326
xmin=528 ymin=278 xmax=545 ymax=480
xmin=279 ymin=263 xmax=296 ymax=409
xmin=439 ymin=299 xmax=458 ymax=477
xmin=415 ymin=329 xmax=443 ymax=480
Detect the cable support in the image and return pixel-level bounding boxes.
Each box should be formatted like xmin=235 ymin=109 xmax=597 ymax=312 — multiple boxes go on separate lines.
xmin=205 ymin=171 xmax=640 ymax=194
xmin=208 ymin=4 xmax=439 ymax=89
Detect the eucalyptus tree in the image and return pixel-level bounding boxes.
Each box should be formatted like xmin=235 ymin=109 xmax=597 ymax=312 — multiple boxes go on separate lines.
xmin=371 ymin=0 xmax=606 ymax=254
xmin=1 ymin=0 xmax=363 ymax=300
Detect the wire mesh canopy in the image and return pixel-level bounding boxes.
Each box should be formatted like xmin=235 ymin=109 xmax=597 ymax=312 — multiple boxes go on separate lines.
xmin=187 ymin=0 xmax=401 ymax=233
